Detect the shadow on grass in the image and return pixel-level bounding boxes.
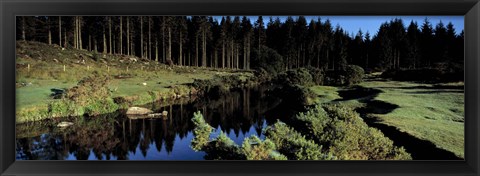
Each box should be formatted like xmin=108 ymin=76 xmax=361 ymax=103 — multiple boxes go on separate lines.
xmin=336 ymin=86 xmax=462 ymax=160
xmin=375 ymin=84 xmax=464 ymax=90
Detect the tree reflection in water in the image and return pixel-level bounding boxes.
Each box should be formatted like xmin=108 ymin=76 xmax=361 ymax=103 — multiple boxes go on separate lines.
xmin=16 ymin=86 xmax=298 ymax=160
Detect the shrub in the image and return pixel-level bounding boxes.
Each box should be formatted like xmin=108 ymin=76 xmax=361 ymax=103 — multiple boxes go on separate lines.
xmin=324 ymin=65 xmax=364 ymax=86
xmin=84 ymin=98 xmax=118 ymax=116
xmin=295 ymin=104 xmax=412 ymax=160
xmin=241 ymin=136 xmax=287 ymax=160
xmin=65 ymin=71 xmax=111 ymax=106
xmin=345 ymin=65 xmax=365 ymax=86
xmin=192 ymin=74 xmax=254 ymax=96
xmin=305 ymin=66 xmax=325 ymax=85
xmin=92 ymin=51 xmax=100 ymax=61
xmin=278 ymin=68 xmax=314 ymax=87
xmin=264 ymin=121 xmax=333 ymax=160
xmin=47 ymin=71 xmax=119 ymax=117
xmin=203 ymin=132 xmax=246 ymax=160
xmin=273 ymin=84 xmax=316 ymax=108
xmin=191 ymin=111 xmax=214 ymax=151
xmin=251 ymin=46 xmax=285 ymax=76
xmin=381 ymin=62 xmax=463 ymax=83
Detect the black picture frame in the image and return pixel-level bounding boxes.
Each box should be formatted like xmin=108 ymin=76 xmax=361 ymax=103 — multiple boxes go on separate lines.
xmin=1 ymin=0 xmax=479 ymax=175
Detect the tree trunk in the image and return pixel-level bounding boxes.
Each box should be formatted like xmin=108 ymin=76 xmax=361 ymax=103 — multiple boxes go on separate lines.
xmin=202 ymin=30 xmax=206 ymax=67
xmin=155 ymin=39 xmax=158 ymax=62
xmin=148 ymin=17 xmax=151 ymax=60
xmin=103 ymin=26 xmax=107 ymax=54
xmin=214 ymin=49 xmax=218 ymax=68
xmin=21 ymin=17 xmax=26 ymax=41
xmin=127 ymin=17 xmax=130 ymax=55
xmin=195 ymin=34 xmax=198 ymax=67
xmin=231 ymin=40 xmax=234 ymax=69
xmin=236 ymin=44 xmax=239 ymax=69
xmin=113 ymin=35 xmax=115 ymax=54
xmin=179 ymin=31 xmax=182 ymax=66
xmin=226 ymin=42 xmax=230 ymax=69
xmin=120 ymin=16 xmax=123 ymax=55
xmin=58 ymin=17 xmax=62 ymax=47
xmin=243 ymin=39 xmax=247 ymax=69
xmin=94 ymin=38 xmax=97 ymax=52
xmin=109 ymin=17 xmax=112 ymax=54
xmin=247 ymin=37 xmax=251 ymax=69
xmin=222 ymin=42 xmax=225 ymax=68
xmin=74 ymin=17 xmax=77 ymax=49
xmin=168 ymin=26 xmax=171 ymax=62
xmin=162 ymin=17 xmax=165 ymax=63
xmin=317 ymin=48 xmax=320 ymax=68
xmin=78 ymin=17 xmax=82 ymax=50
xmin=88 ymin=34 xmax=91 ymax=51
xmin=140 ymin=16 xmax=143 ymax=59
xmin=64 ymin=30 xmax=67 ymax=48
xmin=47 ymin=18 xmax=51 ymax=45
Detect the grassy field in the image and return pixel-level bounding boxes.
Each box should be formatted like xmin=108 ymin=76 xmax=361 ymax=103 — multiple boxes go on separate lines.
xmin=16 ymin=41 xmax=253 ymax=123
xmin=359 ymin=80 xmax=464 ymax=158
xmin=309 ymin=78 xmax=464 ymax=158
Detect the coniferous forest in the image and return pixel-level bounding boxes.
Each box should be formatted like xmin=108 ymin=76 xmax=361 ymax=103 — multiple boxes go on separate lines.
xmin=16 ymin=16 xmax=464 ymax=161
xmin=16 ymin=16 xmax=464 ymax=72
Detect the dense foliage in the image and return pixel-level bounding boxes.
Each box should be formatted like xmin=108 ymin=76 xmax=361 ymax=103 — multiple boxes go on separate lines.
xmin=264 ymin=121 xmax=333 ymax=160
xmin=295 ymin=104 xmax=411 ymax=160
xmin=251 ymin=46 xmax=285 ymax=76
xmin=190 ymin=102 xmax=412 ymax=160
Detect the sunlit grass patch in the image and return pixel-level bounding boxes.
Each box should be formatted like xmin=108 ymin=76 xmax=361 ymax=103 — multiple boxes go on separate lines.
xmin=309 ymin=86 xmax=340 ymax=104
xmin=361 ymin=80 xmax=464 ymax=158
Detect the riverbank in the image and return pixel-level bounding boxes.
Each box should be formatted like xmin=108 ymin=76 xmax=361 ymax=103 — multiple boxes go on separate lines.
xmin=16 ymin=41 xmax=258 ymax=123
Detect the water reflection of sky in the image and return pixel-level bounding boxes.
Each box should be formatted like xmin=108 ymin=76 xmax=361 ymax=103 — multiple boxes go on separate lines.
xmin=17 ymin=86 xmax=288 ymax=160
xmin=210 ymin=119 xmax=268 ymax=145
xmin=60 ymin=119 xmax=268 ymax=160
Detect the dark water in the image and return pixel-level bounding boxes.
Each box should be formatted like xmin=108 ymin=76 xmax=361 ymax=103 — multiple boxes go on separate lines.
xmin=16 ymin=86 xmax=299 ymax=160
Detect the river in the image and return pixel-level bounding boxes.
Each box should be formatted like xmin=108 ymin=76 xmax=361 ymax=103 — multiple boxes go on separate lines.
xmin=15 ymin=85 xmax=300 ymax=160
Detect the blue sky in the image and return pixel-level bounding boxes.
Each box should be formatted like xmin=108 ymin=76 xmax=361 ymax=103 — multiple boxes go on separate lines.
xmin=213 ymin=16 xmax=464 ymax=38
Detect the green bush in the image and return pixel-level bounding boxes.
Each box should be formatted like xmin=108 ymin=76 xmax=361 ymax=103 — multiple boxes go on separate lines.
xmin=274 ymin=85 xmax=316 ymax=108
xmin=264 ymin=121 xmax=333 ymax=160
xmin=65 ymin=71 xmax=111 ymax=106
xmin=251 ymin=46 xmax=285 ymax=76
xmin=278 ymin=68 xmax=314 ymax=87
xmin=381 ymin=62 xmax=464 ymax=83
xmin=241 ymin=136 xmax=287 ymax=160
xmin=203 ymin=132 xmax=246 ymax=160
xmin=295 ymin=104 xmax=412 ymax=160
xmin=344 ymin=65 xmax=365 ymax=86
xmin=46 ymin=71 xmax=118 ymax=117
xmin=83 ymin=98 xmax=118 ymax=116
xmin=191 ymin=111 xmax=214 ymax=151
xmin=325 ymin=65 xmax=364 ymax=86
xmin=48 ymin=100 xmax=72 ymax=118
xmin=92 ymin=51 xmax=100 ymax=61
xmin=305 ymin=66 xmax=325 ymax=85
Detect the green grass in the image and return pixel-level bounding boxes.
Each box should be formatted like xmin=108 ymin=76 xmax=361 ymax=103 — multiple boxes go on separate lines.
xmin=16 ymin=41 xmax=254 ymax=123
xmin=307 ymin=80 xmax=464 ymax=159
xmin=309 ymin=86 xmax=340 ymax=104
xmin=359 ymin=80 xmax=464 ymax=158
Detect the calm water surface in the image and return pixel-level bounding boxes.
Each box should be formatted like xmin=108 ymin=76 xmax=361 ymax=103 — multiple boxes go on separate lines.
xmin=16 ymin=86 xmax=299 ymax=160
